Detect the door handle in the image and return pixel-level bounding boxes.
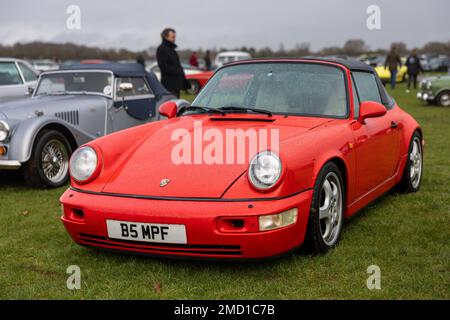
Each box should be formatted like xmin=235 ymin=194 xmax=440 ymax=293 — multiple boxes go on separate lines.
xmin=390 ymin=121 xmax=398 ymax=129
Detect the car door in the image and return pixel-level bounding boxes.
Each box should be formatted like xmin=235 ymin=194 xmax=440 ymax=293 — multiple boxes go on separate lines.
xmin=110 ymin=76 xmax=158 ymax=132
xmin=351 ymin=71 xmax=401 ymax=198
xmin=0 ymin=61 xmax=27 ymax=101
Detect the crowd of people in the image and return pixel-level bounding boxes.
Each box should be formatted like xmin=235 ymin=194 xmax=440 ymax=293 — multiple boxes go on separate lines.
xmin=385 ymin=44 xmax=424 ymax=92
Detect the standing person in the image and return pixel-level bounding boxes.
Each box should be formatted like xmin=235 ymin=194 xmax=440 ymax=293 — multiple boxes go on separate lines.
xmin=204 ymin=50 xmax=212 ymax=70
xmin=405 ymin=50 xmax=423 ymax=93
xmin=384 ymin=45 xmax=402 ymax=89
xmin=189 ymin=52 xmax=199 ymax=68
xmin=136 ymin=53 xmax=145 ymax=68
xmin=156 ymin=27 xmax=189 ymax=98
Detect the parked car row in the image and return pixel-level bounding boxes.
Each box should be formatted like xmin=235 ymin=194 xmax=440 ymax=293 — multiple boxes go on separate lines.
xmin=0 ymin=57 xmax=426 ymax=260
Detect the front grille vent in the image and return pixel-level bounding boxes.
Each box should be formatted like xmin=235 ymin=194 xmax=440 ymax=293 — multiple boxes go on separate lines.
xmin=55 ymin=110 xmax=79 ymax=125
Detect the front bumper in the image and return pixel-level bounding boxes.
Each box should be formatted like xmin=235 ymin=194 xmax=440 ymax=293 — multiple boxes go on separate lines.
xmin=60 ymin=188 xmax=313 ymax=260
xmin=0 ymin=160 xmax=21 ymax=170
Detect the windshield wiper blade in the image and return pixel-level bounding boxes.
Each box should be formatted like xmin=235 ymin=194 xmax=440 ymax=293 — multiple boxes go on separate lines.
xmin=219 ymin=106 xmax=272 ymax=117
xmin=183 ymin=105 xmax=226 ymax=116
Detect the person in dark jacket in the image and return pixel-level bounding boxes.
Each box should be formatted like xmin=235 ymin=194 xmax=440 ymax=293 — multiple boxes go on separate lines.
xmin=136 ymin=53 xmax=145 ymax=68
xmin=156 ymin=28 xmax=189 ymax=98
xmin=405 ymin=50 xmax=423 ymax=92
xmin=384 ymin=45 xmax=402 ymax=89
xmin=204 ymin=50 xmax=212 ymax=70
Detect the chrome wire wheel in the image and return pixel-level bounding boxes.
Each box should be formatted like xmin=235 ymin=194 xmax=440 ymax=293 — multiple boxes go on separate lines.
xmin=410 ymin=137 xmax=423 ymax=189
xmin=319 ymin=172 xmax=343 ymax=246
xmin=41 ymin=139 xmax=69 ymax=184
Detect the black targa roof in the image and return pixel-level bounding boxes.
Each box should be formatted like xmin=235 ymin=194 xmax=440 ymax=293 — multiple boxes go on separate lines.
xmin=229 ymin=57 xmax=375 ymax=73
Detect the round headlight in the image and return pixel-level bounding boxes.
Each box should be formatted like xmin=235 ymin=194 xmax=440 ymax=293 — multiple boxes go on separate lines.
xmin=69 ymin=146 xmax=99 ymax=183
xmin=0 ymin=121 xmax=10 ymax=142
xmin=248 ymin=151 xmax=282 ymax=190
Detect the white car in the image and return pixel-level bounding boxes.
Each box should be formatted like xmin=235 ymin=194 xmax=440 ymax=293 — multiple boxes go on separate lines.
xmin=31 ymin=59 xmax=59 ymax=73
xmin=0 ymin=58 xmax=39 ymax=102
xmin=214 ymin=51 xmax=252 ymax=67
xmin=146 ymin=62 xmax=202 ymax=81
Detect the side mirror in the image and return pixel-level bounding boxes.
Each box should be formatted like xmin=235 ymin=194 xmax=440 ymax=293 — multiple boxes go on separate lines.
xmin=159 ymin=101 xmax=178 ymax=118
xmin=118 ymin=82 xmax=133 ymax=92
xmin=359 ymin=101 xmax=387 ymax=123
xmin=27 ymin=86 xmax=35 ymax=95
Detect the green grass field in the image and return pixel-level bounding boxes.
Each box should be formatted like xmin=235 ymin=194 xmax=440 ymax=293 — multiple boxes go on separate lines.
xmin=0 ymin=79 xmax=448 ymax=299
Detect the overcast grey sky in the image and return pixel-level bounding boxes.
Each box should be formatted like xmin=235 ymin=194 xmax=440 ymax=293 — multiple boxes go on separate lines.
xmin=1 ymin=0 xmax=449 ymax=51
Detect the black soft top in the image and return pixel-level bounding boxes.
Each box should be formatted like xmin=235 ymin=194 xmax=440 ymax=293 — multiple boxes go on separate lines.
xmin=60 ymin=62 xmax=170 ymax=97
xmin=230 ymin=57 xmax=375 ymax=73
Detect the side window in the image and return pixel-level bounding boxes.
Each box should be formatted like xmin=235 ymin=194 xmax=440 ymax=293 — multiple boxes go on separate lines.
xmin=18 ymin=63 xmax=38 ymax=82
xmin=377 ymin=80 xmax=395 ymax=109
xmin=352 ymin=72 xmax=382 ymax=104
xmin=351 ymin=78 xmax=360 ymax=119
xmin=116 ymin=77 xmax=152 ymax=98
xmin=0 ymin=62 xmax=23 ymax=85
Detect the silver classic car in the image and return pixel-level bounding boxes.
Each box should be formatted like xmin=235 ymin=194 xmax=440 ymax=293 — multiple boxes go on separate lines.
xmin=0 ymin=63 xmax=187 ymax=188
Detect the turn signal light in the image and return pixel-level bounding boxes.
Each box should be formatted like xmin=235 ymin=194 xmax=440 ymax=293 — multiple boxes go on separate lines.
xmin=217 ymin=216 xmax=259 ymax=233
xmin=0 ymin=146 xmax=6 ymax=156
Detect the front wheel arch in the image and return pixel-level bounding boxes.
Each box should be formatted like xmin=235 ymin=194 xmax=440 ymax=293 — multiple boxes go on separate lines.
xmin=36 ymin=123 xmax=78 ymax=152
xmin=303 ymin=161 xmax=346 ymax=253
xmin=22 ymin=125 xmax=77 ymax=188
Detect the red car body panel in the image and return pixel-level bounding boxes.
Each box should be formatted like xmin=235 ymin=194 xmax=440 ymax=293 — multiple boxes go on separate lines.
xmin=60 ymin=58 xmax=421 ymax=260
xmin=185 ymin=70 xmax=214 ymax=88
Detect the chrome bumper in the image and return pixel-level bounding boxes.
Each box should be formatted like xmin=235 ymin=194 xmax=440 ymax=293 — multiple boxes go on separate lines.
xmin=0 ymin=160 xmax=21 ymax=170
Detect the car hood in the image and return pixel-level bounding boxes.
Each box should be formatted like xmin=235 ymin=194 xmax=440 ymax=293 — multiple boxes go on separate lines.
xmin=423 ymin=75 xmax=450 ymax=82
xmin=101 ymin=115 xmax=333 ymax=198
xmin=0 ymin=94 xmax=107 ymax=120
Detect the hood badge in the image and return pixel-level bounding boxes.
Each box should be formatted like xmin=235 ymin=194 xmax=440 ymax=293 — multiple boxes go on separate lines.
xmin=160 ymin=179 xmax=170 ymax=187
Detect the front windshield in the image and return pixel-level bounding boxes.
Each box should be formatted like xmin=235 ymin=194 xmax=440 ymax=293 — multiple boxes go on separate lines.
xmin=35 ymin=71 xmax=113 ymax=96
xmin=193 ymin=62 xmax=348 ymax=117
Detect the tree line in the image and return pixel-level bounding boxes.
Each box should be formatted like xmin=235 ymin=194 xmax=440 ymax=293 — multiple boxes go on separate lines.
xmin=1 ymin=39 xmax=449 ymax=62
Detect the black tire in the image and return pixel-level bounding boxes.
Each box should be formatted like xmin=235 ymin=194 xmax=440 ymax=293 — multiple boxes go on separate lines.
xmin=304 ymin=162 xmax=345 ymax=254
xmin=436 ymin=91 xmax=450 ymax=107
xmin=22 ymin=130 xmax=72 ymax=188
xmin=397 ymin=131 xmax=423 ymax=193
xmin=187 ymin=79 xmax=200 ymax=95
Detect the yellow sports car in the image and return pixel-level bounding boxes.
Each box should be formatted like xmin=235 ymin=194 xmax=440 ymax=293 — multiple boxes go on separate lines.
xmin=375 ymin=57 xmax=408 ymax=84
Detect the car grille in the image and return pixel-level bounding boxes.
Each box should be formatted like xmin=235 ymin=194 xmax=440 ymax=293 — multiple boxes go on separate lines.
xmin=77 ymin=233 xmax=243 ymax=256
xmin=55 ymin=110 xmax=79 ymax=125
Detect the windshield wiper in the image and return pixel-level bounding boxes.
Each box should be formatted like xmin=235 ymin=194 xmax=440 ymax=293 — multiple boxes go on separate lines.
xmin=181 ymin=105 xmax=226 ymax=116
xmin=219 ymin=106 xmax=272 ymax=117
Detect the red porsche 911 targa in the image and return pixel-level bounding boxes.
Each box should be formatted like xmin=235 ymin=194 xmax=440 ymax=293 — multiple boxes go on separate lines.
xmin=60 ymin=58 xmax=423 ymax=260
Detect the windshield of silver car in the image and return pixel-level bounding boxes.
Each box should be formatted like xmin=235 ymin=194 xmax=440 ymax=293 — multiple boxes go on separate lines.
xmin=35 ymin=72 xmax=113 ymax=97
xmin=192 ymin=62 xmax=348 ymax=117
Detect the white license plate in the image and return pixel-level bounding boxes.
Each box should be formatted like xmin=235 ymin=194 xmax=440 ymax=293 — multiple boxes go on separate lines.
xmin=106 ymin=220 xmax=187 ymax=244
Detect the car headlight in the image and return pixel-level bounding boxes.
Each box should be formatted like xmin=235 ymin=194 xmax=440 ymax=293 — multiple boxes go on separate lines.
xmin=248 ymin=151 xmax=282 ymax=190
xmin=69 ymin=146 xmax=99 ymax=183
xmin=259 ymin=208 xmax=298 ymax=231
xmin=0 ymin=121 xmax=10 ymax=142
